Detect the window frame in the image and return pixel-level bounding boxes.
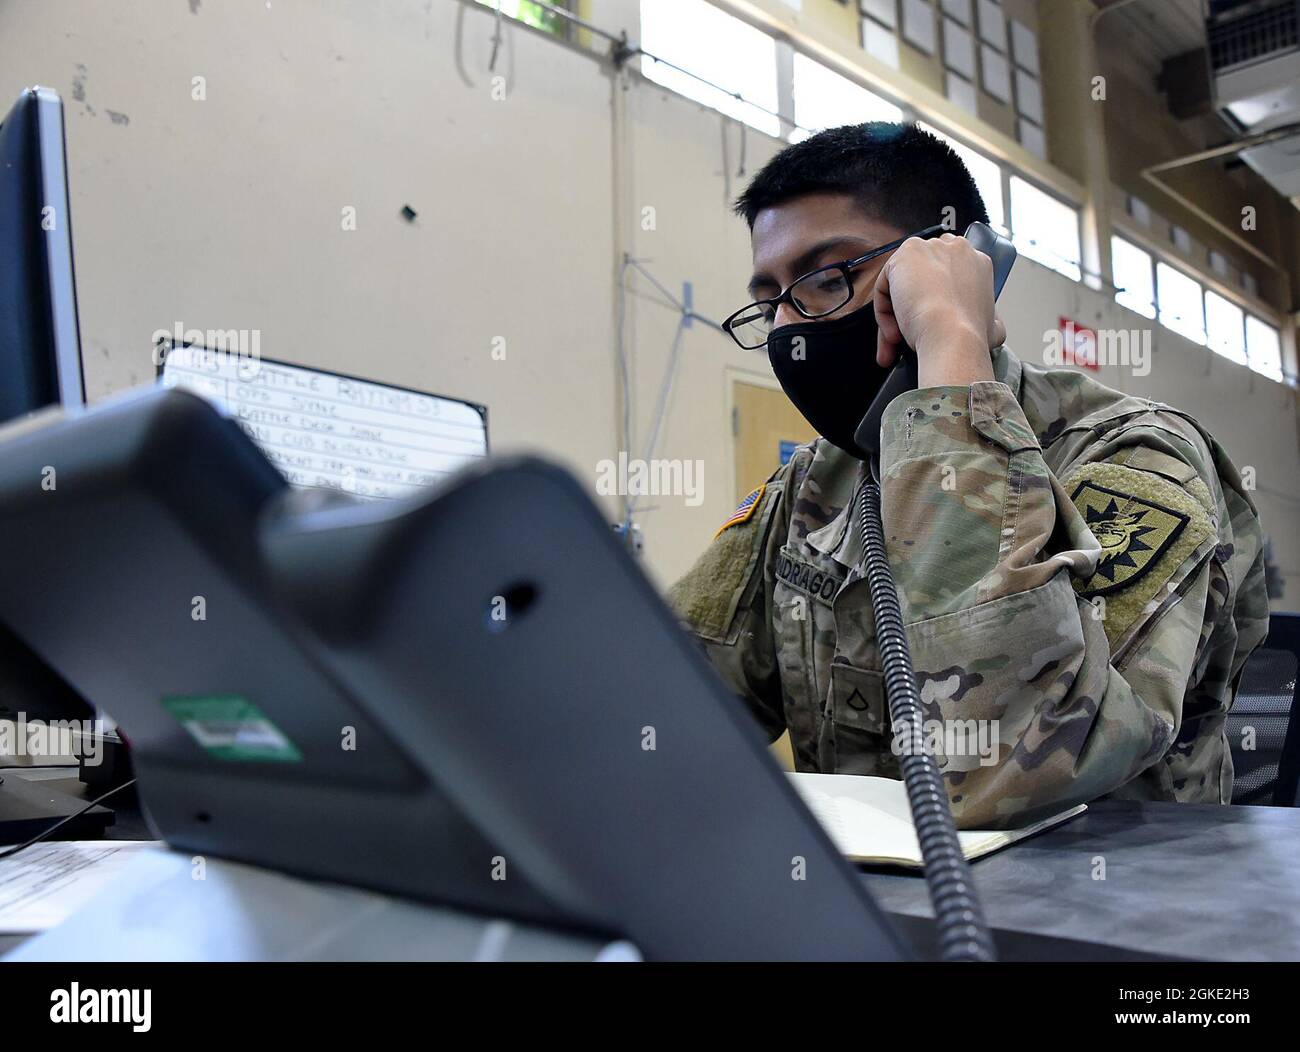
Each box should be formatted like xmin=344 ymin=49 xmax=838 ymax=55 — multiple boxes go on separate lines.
xmin=1110 ymin=234 xmax=1157 ymax=320
xmin=638 ymin=0 xmax=783 ymax=138
xmin=1204 ymin=288 xmax=1248 ymax=365
xmin=1154 ymin=259 xmax=1207 ymax=346
xmin=1008 ymin=173 xmax=1083 ymax=283
xmin=1114 ymin=219 xmax=1289 ymax=384
xmin=1245 ymin=314 xmax=1285 ymax=384
xmin=790 ymin=50 xmax=904 ymax=140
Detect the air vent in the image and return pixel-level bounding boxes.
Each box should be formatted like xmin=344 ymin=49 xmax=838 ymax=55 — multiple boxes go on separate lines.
xmin=1208 ymin=0 xmax=1299 ymax=74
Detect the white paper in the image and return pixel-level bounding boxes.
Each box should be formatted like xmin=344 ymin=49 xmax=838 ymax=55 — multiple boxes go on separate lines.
xmin=787 ymin=772 xmax=1086 ymax=865
xmin=161 ymin=345 xmax=487 ymax=500
xmin=5 ymin=847 xmax=612 ymax=961
xmin=0 ymin=840 xmax=155 ymax=933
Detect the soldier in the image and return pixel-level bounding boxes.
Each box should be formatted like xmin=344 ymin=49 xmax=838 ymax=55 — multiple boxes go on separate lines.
xmin=669 ymin=123 xmax=1269 ymax=828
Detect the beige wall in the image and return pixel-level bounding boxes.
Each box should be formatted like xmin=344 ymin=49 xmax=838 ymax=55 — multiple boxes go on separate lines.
xmin=3 ymin=0 xmax=1298 ymax=603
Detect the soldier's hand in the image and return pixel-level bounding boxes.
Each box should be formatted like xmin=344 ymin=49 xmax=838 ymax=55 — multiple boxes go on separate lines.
xmin=871 ymin=232 xmax=1004 ymax=389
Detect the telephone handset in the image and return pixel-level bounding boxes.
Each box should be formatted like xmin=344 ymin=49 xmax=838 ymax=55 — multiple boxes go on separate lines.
xmin=853 ymin=221 xmax=1017 ymax=466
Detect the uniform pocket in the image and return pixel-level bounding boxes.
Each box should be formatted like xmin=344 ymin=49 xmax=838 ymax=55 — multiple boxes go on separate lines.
xmin=827 ymin=662 xmax=891 ymax=775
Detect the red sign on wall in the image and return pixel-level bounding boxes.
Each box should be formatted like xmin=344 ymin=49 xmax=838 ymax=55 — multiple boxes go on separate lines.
xmin=1059 ymin=316 xmax=1100 ymax=371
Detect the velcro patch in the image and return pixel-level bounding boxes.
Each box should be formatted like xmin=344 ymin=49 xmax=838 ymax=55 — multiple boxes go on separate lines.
xmin=1071 ymin=480 xmax=1188 ymax=596
xmin=715 ymin=483 xmax=766 ymax=538
xmin=1064 ymin=460 xmax=1215 ymax=646
xmin=669 ymin=483 xmax=779 ymax=643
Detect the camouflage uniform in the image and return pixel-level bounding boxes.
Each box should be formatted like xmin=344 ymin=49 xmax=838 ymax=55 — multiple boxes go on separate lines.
xmin=669 ymin=347 xmax=1269 ymax=828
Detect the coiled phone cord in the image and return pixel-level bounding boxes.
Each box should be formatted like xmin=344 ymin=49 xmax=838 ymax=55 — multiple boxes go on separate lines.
xmin=858 ymin=476 xmax=997 ymax=962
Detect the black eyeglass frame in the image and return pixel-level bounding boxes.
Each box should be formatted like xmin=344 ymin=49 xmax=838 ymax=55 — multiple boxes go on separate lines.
xmin=722 ymin=223 xmax=948 ymax=350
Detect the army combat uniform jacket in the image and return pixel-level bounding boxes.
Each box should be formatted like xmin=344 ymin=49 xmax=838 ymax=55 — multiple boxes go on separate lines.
xmin=669 ymin=347 xmax=1269 ymax=827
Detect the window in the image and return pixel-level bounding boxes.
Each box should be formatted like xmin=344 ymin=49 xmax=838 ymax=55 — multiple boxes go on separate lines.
xmin=1246 ymin=316 xmax=1284 ymax=382
xmin=1009 ymin=175 xmax=1081 ymax=281
xmin=640 ymin=0 xmax=780 ymax=137
xmin=474 ymin=0 xmax=569 ymax=37
xmin=863 ymin=0 xmax=894 ymax=27
xmin=1017 ymin=117 xmax=1045 ymax=159
xmin=862 ymin=17 xmax=902 ymax=68
xmin=1010 ymin=19 xmax=1039 ymax=74
xmin=862 ymin=0 xmax=898 ymax=27
xmin=977 ymin=0 xmax=1006 ymax=49
xmin=941 ymin=0 xmax=973 ymax=24
xmin=1155 ymin=262 xmax=1206 ymax=345
xmin=1014 ymin=68 xmax=1042 ymax=123
xmin=1127 ymin=195 xmax=1152 ymax=227
xmin=942 ymin=17 xmax=976 ymax=78
xmin=901 ymin=0 xmax=938 ymax=53
xmin=1204 ymin=291 xmax=1247 ymax=365
xmin=945 ymin=72 xmax=977 ymax=115
xmin=920 ymin=123 xmax=1005 ymax=233
xmin=980 ymin=43 xmax=1011 ymax=102
xmin=1111 ymin=236 xmax=1155 ymax=319
xmin=790 ymin=53 xmax=903 ymax=141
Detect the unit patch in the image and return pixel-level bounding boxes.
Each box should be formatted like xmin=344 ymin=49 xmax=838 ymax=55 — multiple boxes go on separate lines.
xmin=1064 ymin=459 xmax=1217 ymax=648
xmin=1070 ymin=480 xmax=1188 ymax=596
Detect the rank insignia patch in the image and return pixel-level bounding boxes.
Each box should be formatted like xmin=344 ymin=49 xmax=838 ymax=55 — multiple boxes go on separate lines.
xmin=715 ymin=483 xmax=766 ymax=538
xmin=1071 ymin=480 xmax=1188 ymax=596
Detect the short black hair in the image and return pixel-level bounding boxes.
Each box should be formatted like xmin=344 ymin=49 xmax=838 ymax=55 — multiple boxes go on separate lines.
xmin=734 ymin=122 xmax=989 ymax=234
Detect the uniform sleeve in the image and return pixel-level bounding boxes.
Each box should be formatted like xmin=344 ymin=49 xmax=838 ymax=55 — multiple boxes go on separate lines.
xmin=665 ymin=463 xmax=794 ymax=742
xmin=879 ymin=380 xmax=1228 ymax=828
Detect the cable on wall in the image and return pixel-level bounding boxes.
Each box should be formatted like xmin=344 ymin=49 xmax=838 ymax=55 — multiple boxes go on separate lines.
xmin=615 ymin=255 xmax=726 ymax=541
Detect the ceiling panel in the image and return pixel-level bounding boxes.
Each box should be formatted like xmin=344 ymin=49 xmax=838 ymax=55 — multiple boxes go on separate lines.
xmin=1096 ymin=0 xmax=1207 ymax=83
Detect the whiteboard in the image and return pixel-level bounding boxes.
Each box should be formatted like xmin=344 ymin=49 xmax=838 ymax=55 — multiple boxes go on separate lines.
xmin=160 ymin=343 xmax=488 ymax=500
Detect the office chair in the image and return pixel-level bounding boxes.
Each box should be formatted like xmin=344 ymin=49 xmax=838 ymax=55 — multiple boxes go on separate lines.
xmin=1227 ymin=612 xmax=1300 ymax=806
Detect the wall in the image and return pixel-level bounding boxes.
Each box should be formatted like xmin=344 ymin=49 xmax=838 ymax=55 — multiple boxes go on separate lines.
xmin=1 ymin=0 xmax=619 ymax=488
xmin=2 ymin=0 xmax=1297 ymax=603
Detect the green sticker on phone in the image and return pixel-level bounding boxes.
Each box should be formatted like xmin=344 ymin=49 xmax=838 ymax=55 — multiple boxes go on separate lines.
xmin=162 ymin=695 xmax=302 ymax=762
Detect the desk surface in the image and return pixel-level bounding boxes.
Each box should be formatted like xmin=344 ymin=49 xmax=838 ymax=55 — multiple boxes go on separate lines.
xmin=5 ymin=767 xmax=1298 ymax=961
xmin=863 ymin=800 xmax=1300 ymax=961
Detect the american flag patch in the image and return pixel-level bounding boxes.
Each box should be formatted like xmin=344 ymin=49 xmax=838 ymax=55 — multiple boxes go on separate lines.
xmin=715 ymin=483 xmax=766 ymax=538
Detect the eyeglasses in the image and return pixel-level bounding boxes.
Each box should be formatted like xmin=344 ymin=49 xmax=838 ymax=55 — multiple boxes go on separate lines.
xmin=722 ymin=224 xmax=947 ymax=350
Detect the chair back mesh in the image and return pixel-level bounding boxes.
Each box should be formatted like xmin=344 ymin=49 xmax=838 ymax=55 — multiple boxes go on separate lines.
xmin=1227 ymin=613 xmax=1300 ymax=806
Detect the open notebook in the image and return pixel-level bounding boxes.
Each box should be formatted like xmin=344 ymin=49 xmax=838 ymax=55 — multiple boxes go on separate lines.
xmin=788 ymin=772 xmax=1086 ymax=868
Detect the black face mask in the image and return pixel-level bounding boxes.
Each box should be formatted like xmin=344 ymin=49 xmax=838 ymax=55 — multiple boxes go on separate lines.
xmin=767 ymin=301 xmax=891 ymax=460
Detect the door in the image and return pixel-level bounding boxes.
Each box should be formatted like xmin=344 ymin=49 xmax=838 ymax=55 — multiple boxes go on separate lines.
xmin=731 ymin=379 xmax=817 ymax=503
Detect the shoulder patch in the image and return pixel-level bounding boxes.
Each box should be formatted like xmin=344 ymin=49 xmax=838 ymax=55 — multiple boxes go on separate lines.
xmin=1064 ymin=460 xmax=1215 ymax=644
xmin=715 ymin=483 xmax=766 ymax=538
xmin=669 ymin=483 xmax=779 ymax=643
xmin=1072 ymin=479 xmax=1188 ymax=595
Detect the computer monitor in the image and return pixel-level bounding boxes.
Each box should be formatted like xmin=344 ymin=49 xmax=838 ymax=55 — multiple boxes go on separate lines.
xmin=0 ymin=86 xmax=85 ymax=424
xmin=0 ymin=86 xmax=97 ymax=842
